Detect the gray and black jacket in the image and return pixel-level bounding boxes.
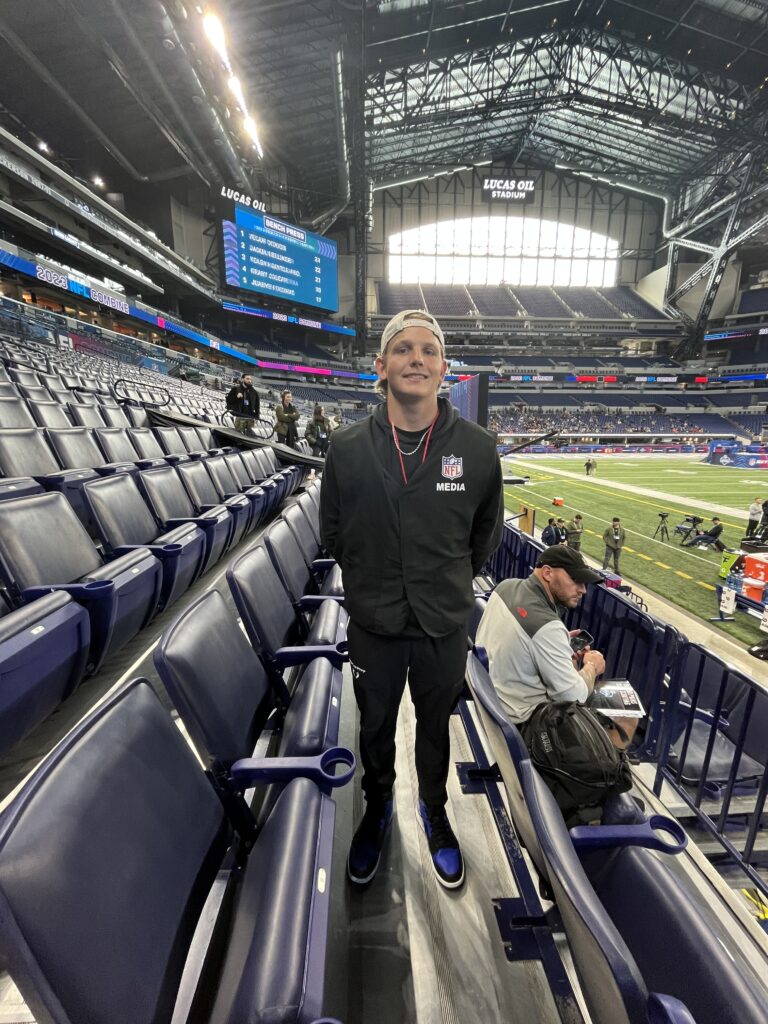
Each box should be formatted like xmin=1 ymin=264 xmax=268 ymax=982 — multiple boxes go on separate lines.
xmin=476 ymin=574 xmax=588 ymax=723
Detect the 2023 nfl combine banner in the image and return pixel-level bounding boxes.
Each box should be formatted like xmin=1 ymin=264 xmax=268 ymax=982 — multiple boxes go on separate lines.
xmin=222 ymin=203 xmax=339 ymax=311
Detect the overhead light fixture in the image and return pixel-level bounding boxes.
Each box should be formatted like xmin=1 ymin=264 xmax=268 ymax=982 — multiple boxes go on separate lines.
xmin=37 ymin=140 xmax=49 ymax=153
xmin=203 ymin=11 xmax=228 ymax=62
xmin=92 ymin=176 xmax=105 ymax=188
xmin=228 ymin=75 xmax=247 ymax=112
xmin=243 ymin=116 xmax=263 ymax=159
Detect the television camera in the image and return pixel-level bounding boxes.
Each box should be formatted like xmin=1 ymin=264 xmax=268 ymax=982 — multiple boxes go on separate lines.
xmin=673 ymin=514 xmax=704 ymax=544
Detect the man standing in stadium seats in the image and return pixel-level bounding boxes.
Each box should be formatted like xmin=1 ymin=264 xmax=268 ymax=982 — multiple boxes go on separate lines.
xmin=320 ymin=309 xmax=503 ymax=891
xmin=747 ymin=497 xmax=762 ymax=537
xmin=602 ymin=517 xmax=625 ymax=572
xmin=225 ymin=373 xmax=260 ymax=434
xmin=565 ymin=514 xmax=584 ymax=551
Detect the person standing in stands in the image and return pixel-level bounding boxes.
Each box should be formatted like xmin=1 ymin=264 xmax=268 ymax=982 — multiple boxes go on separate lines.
xmin=305 ymin=404 xmax=332 ymax=457
xmin=541 ymin=517 xmax=559 ymax=546
xmin=320 ymin=309 xmax=503 ymax=890
xmin=565 ymin=513 xmax=584 ymax=551
xmin=226 ymin=374 xmax=260 ymax=434
xmin=602 ymin=517 xmax=625 ymax=572
xmin=747 ymin=497 xmax=762 ymax=537
xmin=275 ymin=389 xmax=300 ymax=448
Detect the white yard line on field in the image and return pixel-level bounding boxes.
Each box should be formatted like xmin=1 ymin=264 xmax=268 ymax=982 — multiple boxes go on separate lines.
xmin=507 ymin=456 xmax=748 ymax=519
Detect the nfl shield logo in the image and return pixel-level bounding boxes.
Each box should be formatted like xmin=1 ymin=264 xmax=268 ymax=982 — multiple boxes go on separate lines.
xmin=441 ymin=455 xmax=463 ymax=480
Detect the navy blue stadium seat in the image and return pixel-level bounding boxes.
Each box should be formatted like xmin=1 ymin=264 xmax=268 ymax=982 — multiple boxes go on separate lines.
xmin=205 ymin=454 xmax=266 ymax=531
xmin=153 ymin=425 xmax=191 ymax=462
xmin=94 ymin=427 xmax=164 ymax=470
xmin=297 ymin=490 xmax=323 ymax=548
xmin=0 ymin=397 xmax=36 ymax=429
xmin=176 ymin=458 xmax=253 ymax=547
xmin=265 ymin=518 xmax=343 ymax=606
xmin=137 ymin=465 xmax=233 ymax=572
xmin=29 ymin=399 xmax=71 ymax=429
xmin=68 ymin=402 xmax=106 ymax=429
xmin=519 ymin=760 xmax=696 ymax=1024
xmin=155 ymin=589 xmax=345 ymax=826
xmin=228 ymin=543 xmax=347 ymax=691
xmin=0 ymin=591 xmax=90 ymax=756
xmin=125 ymin=426 xmax=169 ymax=463
xmin=98 ymin=403 xmax=131 ymax=429
xmin=83 ymin=473 xmax=206 ymax=610
xmin=281 ymin=503 xmax=343 ymax=597
xmin=0 ymin=677 xmax=341 ymax=1024
xmin=230 ymin=450 xmax=282 ymax=511
xmin=125 ymin=404 xmax=150 ymax=428
xmin=0 ymin=426 xmax=98 ymax=516
xmin=46 ymin=426 xmax=136 ymax=476
xmin=0 ymin=491 xmax=161 ymax=672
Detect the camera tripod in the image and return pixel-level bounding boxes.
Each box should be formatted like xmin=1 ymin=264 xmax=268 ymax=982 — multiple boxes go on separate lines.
xmin=653 ymin=517 xmax=670 ymax=542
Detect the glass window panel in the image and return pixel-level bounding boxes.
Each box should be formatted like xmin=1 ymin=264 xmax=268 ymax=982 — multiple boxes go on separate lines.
xmin=569 ymin=260 xmax=588 ymax=286
xmin=469 ymin=257 xmax=488 ymax=285
xmin=554 ymin=259 xmax=572 ymax=285
xmin=537 ymin=258 xmax=555 ymax=286
xmin=586 ymin=260 xmax=605 ymax=285
xmin=485 ymin=257 xmax=505 ymax=284
xmin=521 ymin=258 xmax=538 ymax=284
xmin=503 ymin=257 xmax=521 ymax=285
xmin=435 ymin=256 xmax=454 ymax=283
xmin=388 ymin=254 xmax=402 ymax=283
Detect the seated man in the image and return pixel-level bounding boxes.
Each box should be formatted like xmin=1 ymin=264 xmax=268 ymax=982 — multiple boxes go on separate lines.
xmin=476 ymin=546 xmax=637 ymax=751
xmin=684 ymin=517 xmax=725 ymax=550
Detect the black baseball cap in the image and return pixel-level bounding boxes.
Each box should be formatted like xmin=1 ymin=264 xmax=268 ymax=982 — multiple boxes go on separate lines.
xmin=536 ymin=546 xmax=604 ymax=584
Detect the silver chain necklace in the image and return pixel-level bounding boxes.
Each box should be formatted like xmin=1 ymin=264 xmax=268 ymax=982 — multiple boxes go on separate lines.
xmin=392 ymin=425 xmax=430 ymax=456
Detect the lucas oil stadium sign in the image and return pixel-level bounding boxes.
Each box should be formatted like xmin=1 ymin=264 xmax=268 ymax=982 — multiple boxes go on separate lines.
xmin=482 ymin=177 xmax=536 ymax=203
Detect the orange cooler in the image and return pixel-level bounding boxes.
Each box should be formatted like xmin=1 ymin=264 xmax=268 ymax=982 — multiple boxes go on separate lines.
xmin=744 ymin=554 xmax=768 ymax=583
xmin=742 ymin=578 xmax=765 ymax=603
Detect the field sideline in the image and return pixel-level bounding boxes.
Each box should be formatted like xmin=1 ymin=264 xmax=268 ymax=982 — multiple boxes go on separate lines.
xmin=502 ymin=455 xmax=765 ymax=647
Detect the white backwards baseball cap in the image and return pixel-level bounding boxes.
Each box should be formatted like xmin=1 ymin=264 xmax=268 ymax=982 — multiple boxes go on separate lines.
xmin=379 ymin=309 xmax=445 ymax=356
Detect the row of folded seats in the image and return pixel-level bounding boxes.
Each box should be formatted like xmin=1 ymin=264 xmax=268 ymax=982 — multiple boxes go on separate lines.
xmin=464 ymin=637 xmax=768 ymax=1024
xmin=0 ymin=481 xmax=354 ymax=1024
xmin=0 ymin=436 xmax=305 ymax=758
xmin=0 ymin=391 xmax=153 ymax=430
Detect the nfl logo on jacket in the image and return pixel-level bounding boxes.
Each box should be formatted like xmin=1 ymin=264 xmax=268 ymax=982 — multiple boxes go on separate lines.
xmin=438 ymin=455 xmax=465 ymax=491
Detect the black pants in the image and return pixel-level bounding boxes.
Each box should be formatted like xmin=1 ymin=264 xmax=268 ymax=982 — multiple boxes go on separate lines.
xmin=346 ymin=620 xmax=467 ymax=809
xmin=602 ymin=546 xmax=620 ymax=572
xmin=747 ymin=518 xmax=760 ymax=537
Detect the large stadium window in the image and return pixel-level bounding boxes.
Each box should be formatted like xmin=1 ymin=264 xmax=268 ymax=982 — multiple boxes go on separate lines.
xmin=388 ymin=217 xmax=619 ymax=287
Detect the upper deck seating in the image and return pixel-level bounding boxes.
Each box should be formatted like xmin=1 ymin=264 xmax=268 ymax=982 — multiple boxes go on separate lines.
xmin=155 ymin=589 xmax=347 ymax=828
xmin=0 ymin=677 xmax=343 ymax=1024
xmin=0 ymin=592 xmax=90 ymax=757
xmin=0 ymin=491 xmax=161 ymax=672
xmin=83 ymin=473 xmax=206 ymax=610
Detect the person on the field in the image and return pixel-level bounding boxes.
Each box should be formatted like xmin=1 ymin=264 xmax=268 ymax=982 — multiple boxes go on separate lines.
xmin=747 ymin=497 xmax=762 ymax=537
xmin=555 ymin=517 xmax=568 ymax=543
xmin=602 ymin=517 xmax=625 ymax=573
xmin=320 ymin=309 xmax=503 ymax=891
xmin=565 ymin=514 xmax=584 ymax=551
xmin=685 ymin=517 xmax=725 ymax=551
xmin=584 ymin=458 xmax=592 ymax=476
xmin=541 ymin=517 xmax=559 ymax=546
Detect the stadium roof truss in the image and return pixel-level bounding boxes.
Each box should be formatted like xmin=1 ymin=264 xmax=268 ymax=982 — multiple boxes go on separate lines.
xmin=365 ymin=27 xmax=757 ymax=189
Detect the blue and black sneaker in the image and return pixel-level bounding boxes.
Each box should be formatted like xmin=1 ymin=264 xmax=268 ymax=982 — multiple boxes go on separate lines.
xmin=418 ymin=800 xmax=465 ymax=889
xmin=347 ymin=799 xmax=393 ymax=885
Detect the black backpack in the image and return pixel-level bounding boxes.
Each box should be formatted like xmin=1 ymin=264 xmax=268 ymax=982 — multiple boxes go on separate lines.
xmin=522 ymin=701 xmax=633 ymax=824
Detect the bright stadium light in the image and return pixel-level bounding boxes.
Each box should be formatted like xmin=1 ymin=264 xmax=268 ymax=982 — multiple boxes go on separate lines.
xmin=203 ymin=11 xmax=228 ymax=62
xmin=243 ymin=116 xmax=263 ymax=158
xmin=92 ymin=175 xmax=105 ymax=188
xmin=228 ymin=75 xmax=247 ymax=112
xmin=37 ymin=140 xmax=50 ymax=153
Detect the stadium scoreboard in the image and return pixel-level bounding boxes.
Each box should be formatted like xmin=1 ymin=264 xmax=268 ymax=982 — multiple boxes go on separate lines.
xmin=221 ymin=199 xmax=339 ymax=312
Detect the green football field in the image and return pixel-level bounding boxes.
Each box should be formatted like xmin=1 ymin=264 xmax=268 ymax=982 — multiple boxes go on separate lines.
xmin=502 ymin=455 xmax=766 ymax=647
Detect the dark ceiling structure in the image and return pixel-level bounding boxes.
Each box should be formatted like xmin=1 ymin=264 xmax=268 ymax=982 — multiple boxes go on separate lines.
xmin=0 ymin=0 xmax=766 ymax=351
